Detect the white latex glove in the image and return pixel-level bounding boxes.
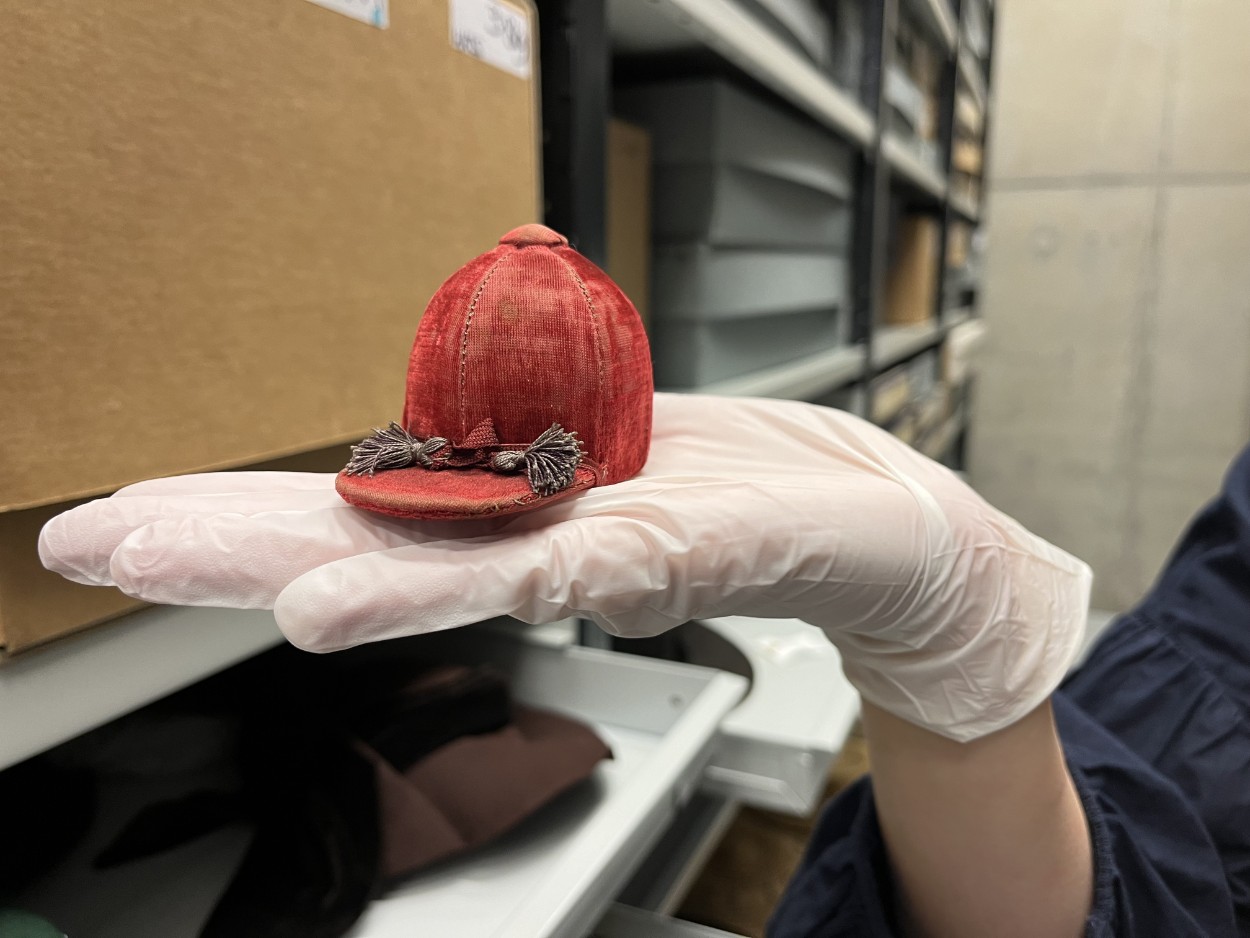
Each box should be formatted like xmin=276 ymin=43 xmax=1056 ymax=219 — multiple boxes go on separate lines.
xmin=41 ymin=394 xmax=1090 ymax=742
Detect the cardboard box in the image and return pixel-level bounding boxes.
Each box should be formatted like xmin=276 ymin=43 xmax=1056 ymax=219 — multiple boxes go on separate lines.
xmin=607 ymin=119 xmax=653 ymax=330
xmin=884 ymin=216 xmax=941 ymax=326
xmin=952 ymin=137 xmax=984 ymax=175
xmin=0 ymin=0 xmax=540 ymax=654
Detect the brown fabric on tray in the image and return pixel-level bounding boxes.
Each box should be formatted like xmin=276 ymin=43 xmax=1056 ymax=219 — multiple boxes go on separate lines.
xmin=364 ymin=705 xmax=613 ymax=879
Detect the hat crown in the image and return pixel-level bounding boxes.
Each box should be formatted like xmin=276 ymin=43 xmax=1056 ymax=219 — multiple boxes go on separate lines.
xmin=401 ymin=228 xmax=652 ymax=484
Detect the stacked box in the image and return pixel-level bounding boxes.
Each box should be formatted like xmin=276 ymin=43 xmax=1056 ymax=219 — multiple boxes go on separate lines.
xmin=952 ymin=83 xmax=986 ymax=216
xmin=885 ymin=215 xmax=941 ymax=325
xmin=617 ymin=80 xmax=856 ymax=388
xmin=651 ymin=247 xmax=849 ymax=385
xmin=889 ymin=15 xmax=944 ymax=173
xmin=732 ymin=0 xmax=865 ymax=95
xmin=0 ymin=0 xmax=541 ymax=653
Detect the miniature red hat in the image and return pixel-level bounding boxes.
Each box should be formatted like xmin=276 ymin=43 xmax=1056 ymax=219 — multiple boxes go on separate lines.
xmin=336 ymin=225 xmax=653 ymax=520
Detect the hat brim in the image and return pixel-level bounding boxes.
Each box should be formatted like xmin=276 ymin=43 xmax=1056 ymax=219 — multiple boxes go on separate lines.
xmin=335 ymin=464 xmax=598 ymax=521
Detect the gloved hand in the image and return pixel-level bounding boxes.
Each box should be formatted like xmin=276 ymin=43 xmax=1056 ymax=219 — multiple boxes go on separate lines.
xmin=40 ymin=394 xmax=1091 ymax=742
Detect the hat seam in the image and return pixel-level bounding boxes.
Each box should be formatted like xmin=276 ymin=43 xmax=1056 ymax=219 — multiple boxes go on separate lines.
xmin=553 ymin=253 xmax=606 ymax=467
xmin=458 ymin=250 xmax=514 ymax=439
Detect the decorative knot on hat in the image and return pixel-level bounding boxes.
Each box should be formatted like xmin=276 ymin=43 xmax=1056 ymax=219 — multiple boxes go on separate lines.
xmin=345 ymin=418 xmax=585 ymax=497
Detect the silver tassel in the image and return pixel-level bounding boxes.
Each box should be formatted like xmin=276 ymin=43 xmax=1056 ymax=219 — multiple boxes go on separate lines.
xmin=344 ymin=422 xmax=448 ymax=477
xmin=491 ymin=424 xmax=583 ymax=496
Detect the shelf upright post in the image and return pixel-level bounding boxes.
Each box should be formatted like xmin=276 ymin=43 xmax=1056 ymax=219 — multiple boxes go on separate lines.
xmin=933 ymin=2 xmax=960 ymax=326
xmin=535 ymin=0 xmax=612 ymax=648
xmin=949 ymin=1 xmax=994 ymax=472
xmin=535 ymin=0 xmax=609 ymax=267
xmin=856 ymin=0 xmax=901 ymax=420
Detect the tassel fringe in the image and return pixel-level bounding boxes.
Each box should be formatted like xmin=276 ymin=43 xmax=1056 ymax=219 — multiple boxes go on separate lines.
xmin=344 ymin=423 xmax=448 ymax=477
xmin=490 ymin=424 xmax=584 ymax=496
xmin=345 ymin=421 xmax=584 ymax=496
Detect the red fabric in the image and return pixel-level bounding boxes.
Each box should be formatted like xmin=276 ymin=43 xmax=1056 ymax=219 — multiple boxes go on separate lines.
xmin=336 ymin=464 xmax=598 ymax=520
xmin=338 ymin=224 xmax=653 ymax=520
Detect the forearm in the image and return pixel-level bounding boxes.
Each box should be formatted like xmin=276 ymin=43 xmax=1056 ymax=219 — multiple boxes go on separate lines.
xmin=860 ymin=699 xmax=1092 ymax=938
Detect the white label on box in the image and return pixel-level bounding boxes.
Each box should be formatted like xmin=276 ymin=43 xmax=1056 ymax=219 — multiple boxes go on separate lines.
xmin=450 ymin=0 xmax=531 ymax=79
xmin=304 ymin=0 xmax=389 ymax=28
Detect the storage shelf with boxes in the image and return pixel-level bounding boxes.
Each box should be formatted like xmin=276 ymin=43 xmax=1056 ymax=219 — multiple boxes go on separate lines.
xmin=902 ymin=0 xmax=958 ymax=52
xmin=0 ymin=0 xmax=543 ymax=655
xmin=609 ymin=0 xmax=993 ymax=460
xmin=608 ymin=0 xmax=874 ymax=147
xmin=617 ymin=78 xmax=858 ymax=393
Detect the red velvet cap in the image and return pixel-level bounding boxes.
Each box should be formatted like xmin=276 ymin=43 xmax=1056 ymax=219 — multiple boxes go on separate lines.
xmin=336 ymin=225 xmax=653 ymax=520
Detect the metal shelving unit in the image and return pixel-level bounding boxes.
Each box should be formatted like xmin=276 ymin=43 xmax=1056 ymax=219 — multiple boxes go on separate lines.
xmin=555 ymin=0 xmax=995 ymax=447
xmin=0 ymin=607 xmax=284 ymax=772
xmin=949 ymin=188 xmax=981 ymax=223
xmin=873 ymin=319 xmax=944 ymax=370
xmin=606 ymin=0 xmax=875 ymax=146
xmin=688 ymin=342 xmax=865 ymax=400
xmin=905 ymin=0 xmax=958 ymax=51
xmin=958 ymin=46 xmax=988 ymax=112
xmin=882 ymin=132 xmax=948 ymax=199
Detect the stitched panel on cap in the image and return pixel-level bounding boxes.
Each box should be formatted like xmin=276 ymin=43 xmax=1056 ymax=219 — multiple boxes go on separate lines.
xmin=459 ymin=246 xmax=605 ymax=457
xmin=556 ymin=249 xmax=653 ymax=482
xmin=403 ymin=247 xmax=508 ymax=441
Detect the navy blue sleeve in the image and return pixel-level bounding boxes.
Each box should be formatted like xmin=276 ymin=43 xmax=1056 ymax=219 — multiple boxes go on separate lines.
xmin=767 ymin=696 xmax=1238 ymax=937
xmin=769 ymin=445 xmax=1250 ymax=938
xmin=1062 ymin=444 xmax=1250 ymax=932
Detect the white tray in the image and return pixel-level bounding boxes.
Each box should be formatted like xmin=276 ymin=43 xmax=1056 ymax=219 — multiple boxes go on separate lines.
xmin=686 ymin=617 xmax=860 ymax=814
xmin=15 ymin=624 xmax=746 ymax=938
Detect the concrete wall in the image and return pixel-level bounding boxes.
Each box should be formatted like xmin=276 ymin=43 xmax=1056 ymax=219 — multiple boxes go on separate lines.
xmin=971 ymin=0 xmax=1250 ymax=611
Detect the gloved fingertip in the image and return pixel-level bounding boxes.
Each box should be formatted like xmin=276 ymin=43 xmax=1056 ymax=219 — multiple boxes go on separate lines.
xmin=38 ymin=513 xmax=114 ymax=587
xmin=273 ymin=579 xmax=351 ymax=653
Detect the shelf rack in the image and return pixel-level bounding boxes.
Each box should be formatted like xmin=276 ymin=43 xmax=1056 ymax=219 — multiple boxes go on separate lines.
xmin=565 ymin=0 xmax=994 ymax=434
xmin=958 ymin=46 xmax=988 ymax=112
xmin=905 ymin=0 xmax=959 ymax=51
xmin=685 ymin=342 xmax=865 ymax=400
xmin=882 ymin=132 xmax=948 ymax=199
xmin=0 ymin=606 xmax=284 ymax=772
xmin=625 ymin=0 xmax=876 ymax=147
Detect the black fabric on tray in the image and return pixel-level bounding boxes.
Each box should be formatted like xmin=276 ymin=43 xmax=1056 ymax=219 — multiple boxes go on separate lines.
xmin=344 ymin=663 xmax=512 ymax=770
xmin=199 ymin=722 xmax=380 ymax=938
xmin=0 ymin=756 xmax=96 ymax=899
xmin=94 ymin=789 xmax=243 ymax=869
xmin=196 ymin=649 xmax=514 ymax=938
xmin=69 ymin=643 xmax=601 ymax=938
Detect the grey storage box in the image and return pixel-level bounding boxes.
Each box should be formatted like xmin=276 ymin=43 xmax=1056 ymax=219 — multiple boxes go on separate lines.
xmin=653 ymin=164 xmax=851 ymax=250
xmin=740 ymin=0 xmax=834 ymax=66
xmin=650 ymin=246 xmax=850 ymax=387
xmin=618 ymin=79 xmax=855 ymax=250
xmin=616 ymin=80 xmax=853 ymax=196
xmin=653 ymin=308 xmax=844 ymax=388
xmin=885 ymin=63 xmax=925 ymax=134
xmin=653 ymin=246 xmax=848 ymax=320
